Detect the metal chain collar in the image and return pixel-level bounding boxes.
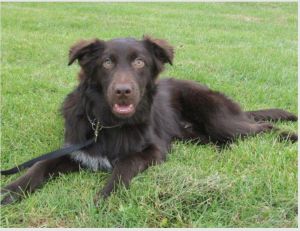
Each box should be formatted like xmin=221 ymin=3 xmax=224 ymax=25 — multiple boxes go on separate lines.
xmin=86 ymin=114 xmax=121 ymax=142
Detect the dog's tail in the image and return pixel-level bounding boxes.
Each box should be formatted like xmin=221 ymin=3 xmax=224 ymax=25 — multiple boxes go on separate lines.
xmin=246 ymin=109 xmax=297 ymax=122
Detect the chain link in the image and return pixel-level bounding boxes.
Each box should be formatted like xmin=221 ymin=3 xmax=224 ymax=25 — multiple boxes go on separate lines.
xmin=86 ymin=114 xmax=121 ymax=142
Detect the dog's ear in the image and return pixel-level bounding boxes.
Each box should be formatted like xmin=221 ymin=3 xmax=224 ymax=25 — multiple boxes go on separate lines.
xmin=68 ymin=39 xmax=105 ymax=66
xmin=143 ymin=35 xmax=174 ymax=65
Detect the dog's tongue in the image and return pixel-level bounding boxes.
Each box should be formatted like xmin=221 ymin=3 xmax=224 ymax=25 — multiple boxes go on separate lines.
xmin=113 ymin=104 xmax=134 ymax=114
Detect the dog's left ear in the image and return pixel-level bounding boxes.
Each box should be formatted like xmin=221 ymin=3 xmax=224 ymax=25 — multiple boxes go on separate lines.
xmin=68 ymin=39 xmax=104 ymax=66
xmin=143 ymin=35 xmax=174 ymax=65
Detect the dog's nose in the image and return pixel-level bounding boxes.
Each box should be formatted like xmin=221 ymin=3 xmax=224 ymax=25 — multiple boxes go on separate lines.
xmin=114 ymin=83 xmax=132 ymax=96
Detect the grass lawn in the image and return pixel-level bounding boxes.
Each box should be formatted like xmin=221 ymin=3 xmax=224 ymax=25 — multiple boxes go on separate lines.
xmin=0 ymin=2 xmax=298 ymax=228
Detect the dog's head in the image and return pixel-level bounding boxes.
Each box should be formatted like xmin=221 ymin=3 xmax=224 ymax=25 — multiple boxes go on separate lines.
xmin=68 ymin=36 xmax=173 ymax=119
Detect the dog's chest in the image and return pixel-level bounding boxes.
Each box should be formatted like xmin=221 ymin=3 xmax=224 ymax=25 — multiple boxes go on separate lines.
xmin=69 ymin=126 xmax=149 ymax=171
xmin=71 ymin=150 xmax=113 ymax=171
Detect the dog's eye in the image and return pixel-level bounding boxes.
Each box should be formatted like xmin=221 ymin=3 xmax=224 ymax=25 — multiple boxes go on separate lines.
xmin=103 ymin=58 xmax=114 ymax=69
xmin=132 ymin=58 xmax=145 ymax=69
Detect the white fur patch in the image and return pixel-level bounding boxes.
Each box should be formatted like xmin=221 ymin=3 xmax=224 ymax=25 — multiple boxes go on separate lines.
xmin=70 ymin=150 xmax=112 ymax=172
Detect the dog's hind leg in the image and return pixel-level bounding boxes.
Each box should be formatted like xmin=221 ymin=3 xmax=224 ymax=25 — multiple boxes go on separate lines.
xmin=246 ymin=109 xmax=297 ymax=122
xmin=171 ymin=80 xmax=258 ymax=144
xmin=277 ymin=131 xmax=298 ymax=143
xmin=1 ymin=155 xmax=80 ymax=205
xmin=246 ymin=109 xmax=297 ymax=142
xmin=170 ymin=79 xmax=297 ymax=145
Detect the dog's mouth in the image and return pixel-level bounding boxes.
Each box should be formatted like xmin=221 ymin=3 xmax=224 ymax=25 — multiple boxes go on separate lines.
xmin=112 ymin=103 xmax=136 ymax=118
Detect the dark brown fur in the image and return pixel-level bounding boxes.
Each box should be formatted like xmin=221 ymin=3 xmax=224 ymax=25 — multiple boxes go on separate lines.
xmin=1 ymin=36 xmax=297 ymax=205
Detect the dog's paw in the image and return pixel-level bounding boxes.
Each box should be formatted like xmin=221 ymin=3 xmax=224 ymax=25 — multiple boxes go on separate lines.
xmin=93 ymin=190 xmax=111 ymax=207
xmin=93 ymin=193 xmax=101 ymax=207
xmin=261 ymin=123 xmax=274 ymax=131
xmin=278 ymin=132 xmax=298 ymax=143
xmin=1 ymin=187 xmax=22 ymax=206
xmin=256 ymin=122 xmax=274 ymax=133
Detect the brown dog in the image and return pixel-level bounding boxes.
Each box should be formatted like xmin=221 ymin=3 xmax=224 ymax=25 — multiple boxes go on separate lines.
xmin=1 ymin=36 xmax=297 ymax=205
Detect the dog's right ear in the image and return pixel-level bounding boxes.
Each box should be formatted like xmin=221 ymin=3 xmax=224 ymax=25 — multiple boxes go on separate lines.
xmin=68 ymin=39 xmax=104 ymax=66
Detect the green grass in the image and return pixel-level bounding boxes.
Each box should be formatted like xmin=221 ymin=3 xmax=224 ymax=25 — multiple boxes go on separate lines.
xmin=0 ymin=2 xmax=297 ymax=228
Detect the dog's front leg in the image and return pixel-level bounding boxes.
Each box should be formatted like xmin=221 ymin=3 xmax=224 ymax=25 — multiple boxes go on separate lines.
xmin=95 ymin=144 xmax=164 ymax=202
xmin=1 ymin=155 xmax=80 ymax=205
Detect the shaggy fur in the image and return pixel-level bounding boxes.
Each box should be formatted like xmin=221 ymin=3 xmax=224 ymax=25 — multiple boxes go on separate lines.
xmin=1 ymin=36 xmax=297 ymax=205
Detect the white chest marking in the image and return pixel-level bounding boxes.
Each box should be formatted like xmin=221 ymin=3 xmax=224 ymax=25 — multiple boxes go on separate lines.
xmin=71 ymin=150 xmax=112 ymax=172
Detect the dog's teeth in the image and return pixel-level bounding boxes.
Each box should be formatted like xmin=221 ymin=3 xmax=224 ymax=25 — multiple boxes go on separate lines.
xmin=114 ymin=104 xmax=134 ymax=114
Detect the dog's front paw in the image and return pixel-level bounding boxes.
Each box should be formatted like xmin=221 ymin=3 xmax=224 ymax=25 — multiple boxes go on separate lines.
xmin=1 ymin=186 xmax=22 ymax=206
xmin=93 ymin=192 xmax=101 ymax=207
xmin=93 ymin=189 xmax=111 ymax=206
